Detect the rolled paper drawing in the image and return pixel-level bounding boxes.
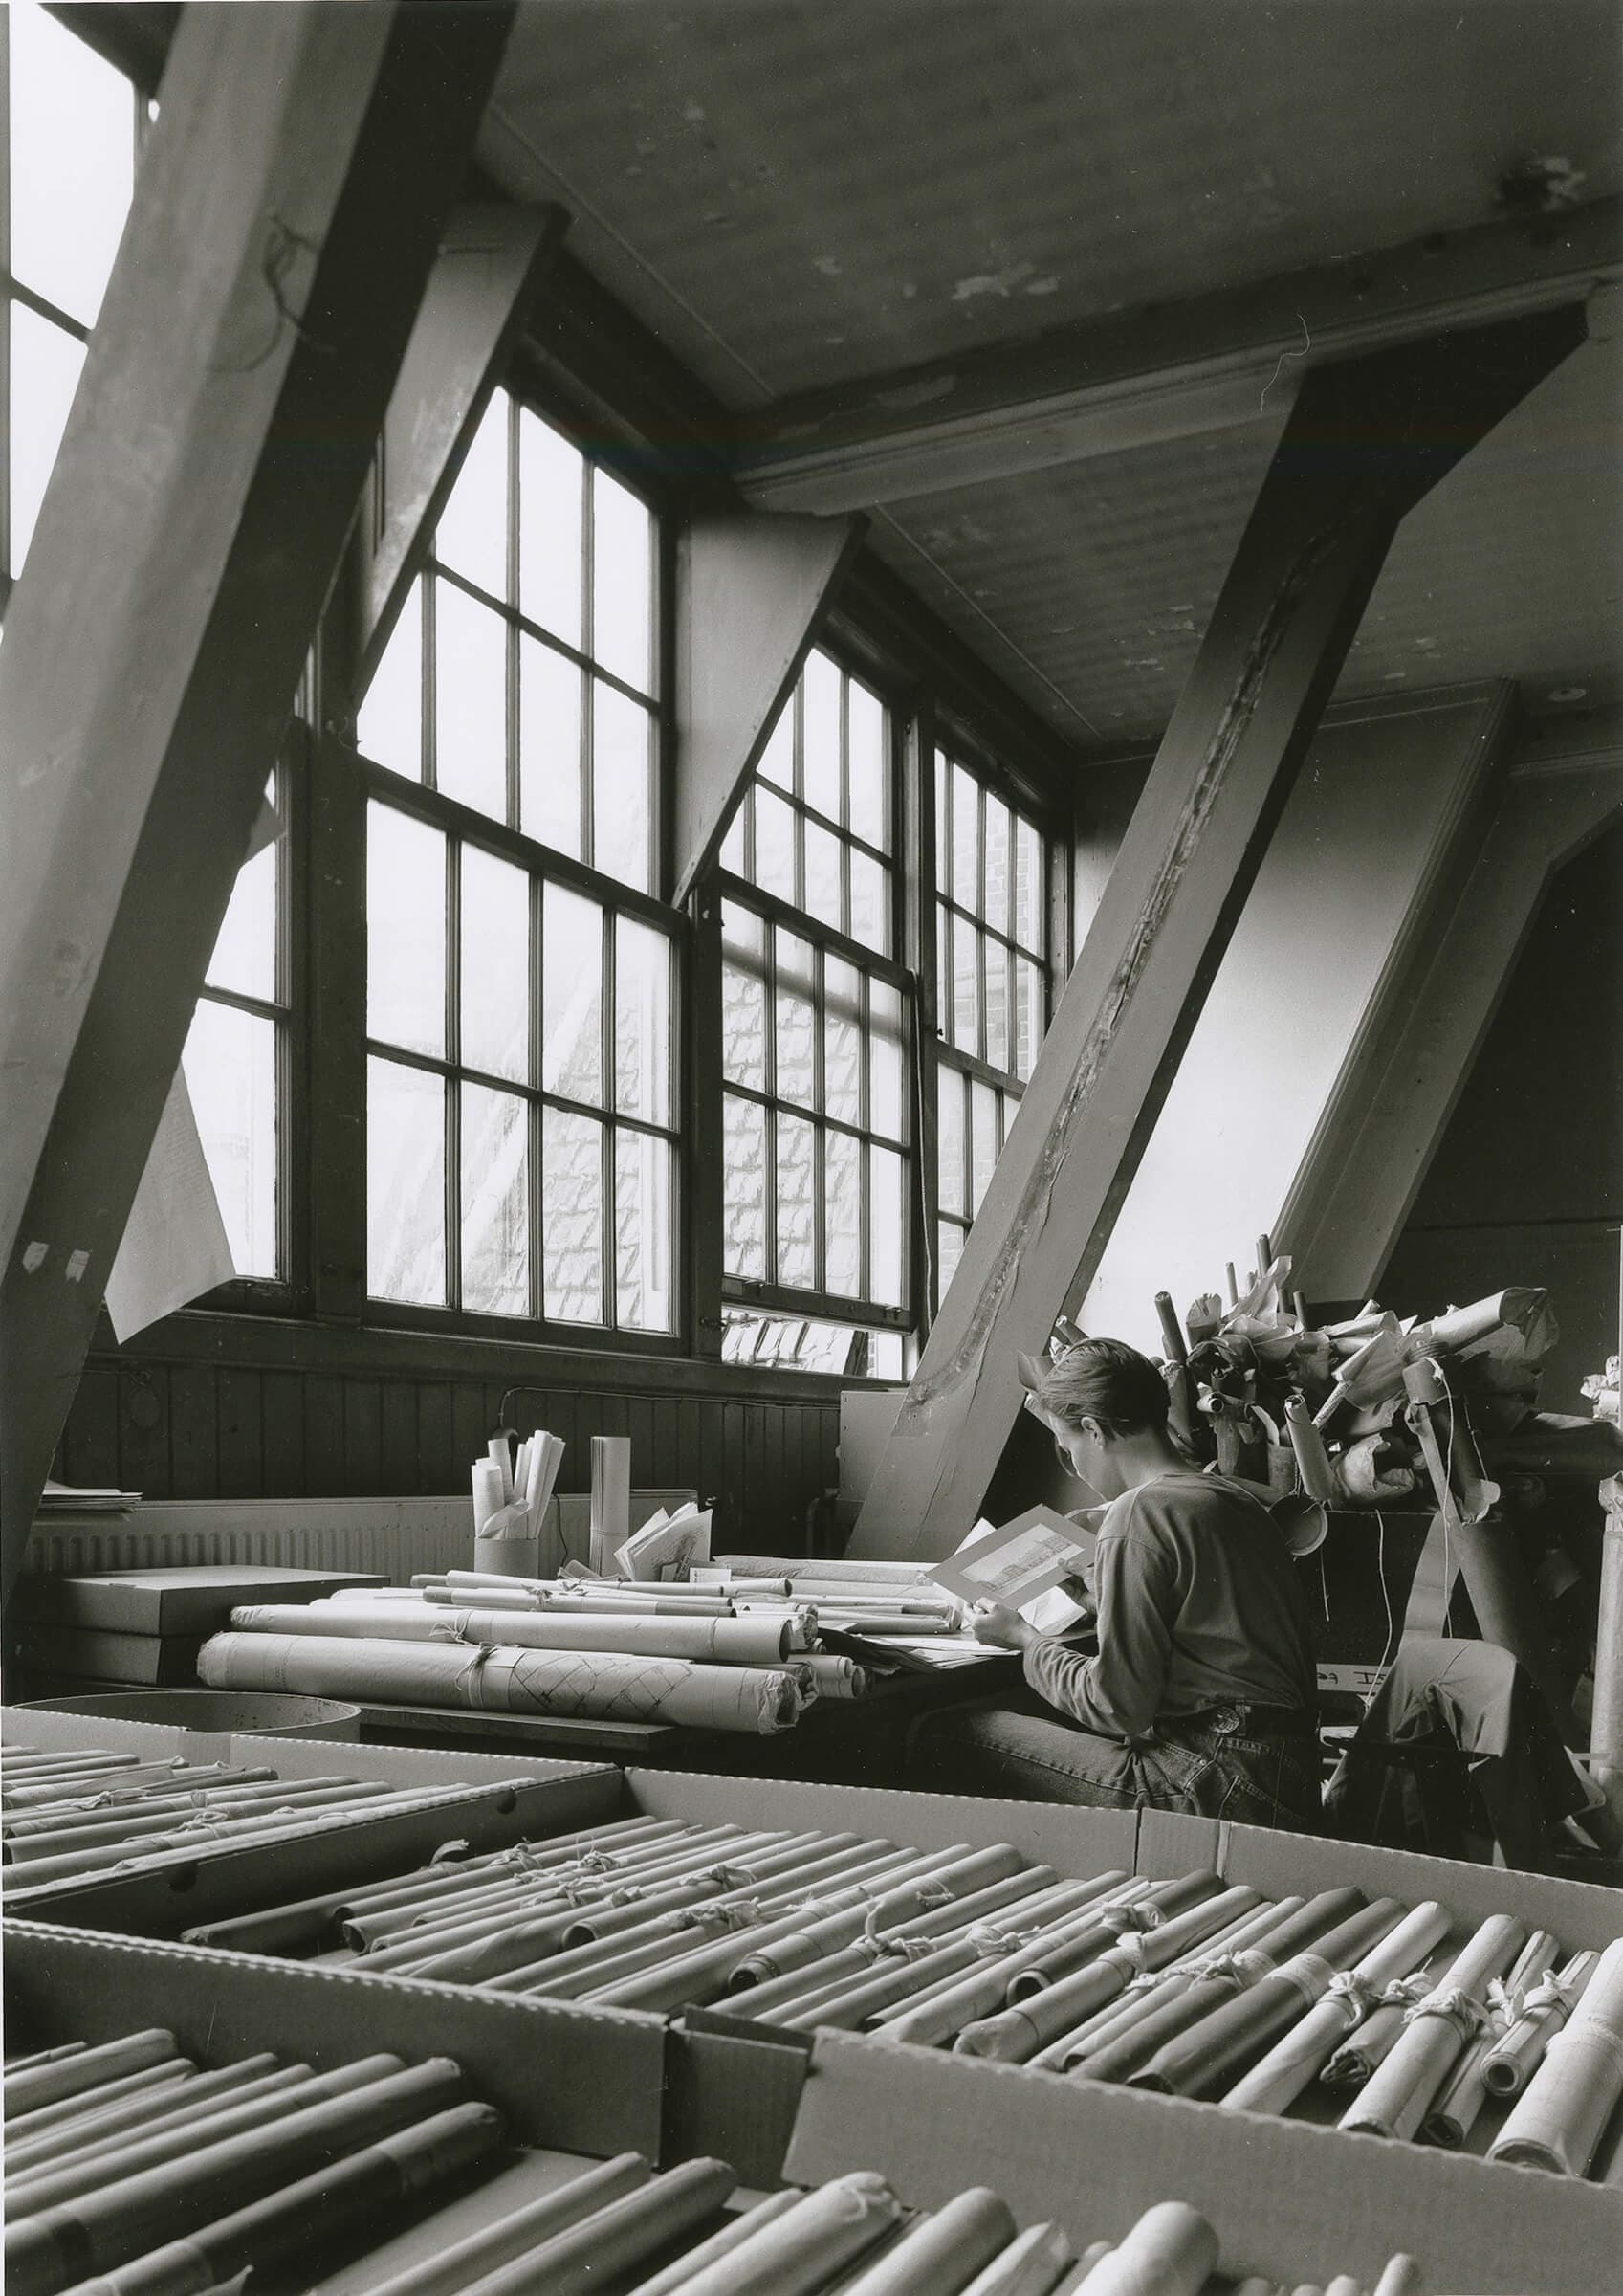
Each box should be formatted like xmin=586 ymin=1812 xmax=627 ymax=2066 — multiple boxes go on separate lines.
xmin=454 ymin=2155 xmax=737 ymax=2296
xmin=1339 ymin=1913 xmax=1526 ymax=2142
xmin=1370 ymin=2260 xmax=1423 ymax=2296
xmin=69 ymin=2100 xmax=506 ymax=2296
xmin=1154 ymin=1293 xmax=1190 ymax=1363
xmin=589 ymin=1436 xmax=632 ymax=1575
xmin=1481 ymin=1948 xmax=1599 ymax=2096
xmin=1283 ymin=1396 xmax=1337 ymax=1505
xmin=955 ymin=2222 xmax=1075 ymax=2296
xmin=1068 ymin=2203 xmax=1217 ymax=2296
xmin=359 ymin=2151 xmax=651 ymax=2296
xmin=1488 ymin=1934 xmax=1623 ymax=2175
xmin=7 ymin=2061 xmax=298 ymax=2184
xmin=1075 ymin=1889 xmax=1367 ymax=2085
xmin=1420 ymin=1927 xmax=1559 ymax=2147
xmin=618 ymin=2189 xmax=806 ymax=2296
xmin=1038 ymin=1895 xmax=1302 ymax=2074
xmin=666 ymin=2171 xmax=906 ymax=2296
xmin=5 ymin=2056 xmax=458 ymax=2296
xmin=837 ymin=2186 xmax=1017 ymax=2293
xmin=197 ymin=1630 xmax=805 ymax=1734
xmin=227 ymin=1602 xmax=796 ymax=1667
xmin=472 ymin=1460 xmax=505 ymax=1537
xmin=1129 ymin=1898 xmax=1407 ymax=2099
xmin=5 ymin=2035 xmax=180 ymax=2121
xmin=1219 ymin=1900 xmax=1450 ymax=2117
xmin=1319 ymin=1963 xmax=1441 ymax=2090
xmin=487 ymin=1435 xmax=514 ymax=1505
xmin=874 ymin=1878 xmax=1161 ymax=2046
xmin=3 ymin=2064 xmax=196 ymax=2146
xmin=1006 ymin=1872 xmax=1222 ymax=1998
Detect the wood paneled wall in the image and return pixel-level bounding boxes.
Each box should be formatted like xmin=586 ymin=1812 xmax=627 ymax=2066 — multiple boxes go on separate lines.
xmin=53 ymin=1314 xmax=844 ymax=1558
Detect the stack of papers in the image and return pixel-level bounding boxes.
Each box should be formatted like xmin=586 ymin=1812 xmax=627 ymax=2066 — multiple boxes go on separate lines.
xmin=38 ymin=1480 xmax=142 ymax=1517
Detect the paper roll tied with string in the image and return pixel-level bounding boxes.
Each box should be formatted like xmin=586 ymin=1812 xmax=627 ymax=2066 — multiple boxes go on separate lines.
xmin=198 ymin=1631 xmax=804 ymax=1733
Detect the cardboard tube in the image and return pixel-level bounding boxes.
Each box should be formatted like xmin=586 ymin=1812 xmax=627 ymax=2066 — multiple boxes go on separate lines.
xmin=5 ymin=2036 xmax=179 ymax=2120
xmin=1488 ymin=1935 xmax=1623 ymax=2175
xmin=1340 ymin=1914 xmax=1526 ymax=2141
xmin=4 ymin=2065 xmax=195 ymax=2146
xmin=7 ymin=2061 xmax=290 ymax=2181
xmin=839 ymin=2187 xmax=1016 ymax=2293
xmin=1069 ymin=2203 xmax=1217 ymax=2296
xmin=457 ymin=2157 xmax=736 ymax=2296
xmin=956 ymin=2222 xmax=1074 ymax=2296
xmin=63 ymin=2103 xmax=505 ymax=2296
xmin=664 ymin=2173 xmax=904 ymax=2296
xmin=340 ymin=2150 xmax=650 ymax=2296
xmin=6 ymin=2058 xmax=457 ymax=2296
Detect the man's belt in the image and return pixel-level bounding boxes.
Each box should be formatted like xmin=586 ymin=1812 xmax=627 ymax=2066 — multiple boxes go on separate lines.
xmin=1174 ymin=1702 xmax=1320 ymax=1741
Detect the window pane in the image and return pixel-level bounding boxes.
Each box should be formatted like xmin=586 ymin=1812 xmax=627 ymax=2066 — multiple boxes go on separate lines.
xmin=719 ymin=803 xmax=748 ymax=875
xmin=434 ymin=583 xmax=507 ymax=821
xmin=970 ymin=1078 xmax=998 ymax=1214
xmin=775 ymin=1112 xmax=817 ymax=1289
xmin=206 ymin=833 xmax=276 ymax=1003
xmin=616 ymin=1129 xmax=672 ymax=1331
xmin=935 ymin=915 xmax=949 ymax=1046
xmin=723 ymin=1093 xmax=766 ymax=1279
xmin=933 ymin=749 xmax=949 ymax=886
xmin=849 ymin=850 xmax=888 ymax=954
xmin=591 ymin=683 xmax=651 ymax=894
xmin=183 ymin=1000 xmax=276 ymax=1279
xmin=983 ymin=796 xmax=1012 ymax=935
xmin=754 ymin=788 xmax=796 ymax=901
xmin=460 ymin=845 xmax=529 ymax=1083
xmin=461 ymin=1082 xmax=528 ymax=1315
xmin=9 ymin=1 xmax=133 ymax=329
xmin=824 ymin=1128 xmax=862 ymax=1296
xmin=952 ymin=764 xmax=979 ymax=910
xmin=541 ymin=883 xmax=603 ymax=1104
xmin=435 ymin=391 xmax=508 ymax=601
xmin=802 ymin=651 xmax=842 ymax=821
xmin=367 ymin=805 xmax=445 ymax=1056
xmin=518 ymin=636 xmax=582 ymax=857
xmin=359 ymin=581 xmax=424 ymax=781
xmin=870 ymin=1145 xmax=905 ymax=1308
xmin=823 ymin=956 xmax=863 ymax=1125
xmin=757 ymin=704 xmax=794 ymax=789
xmin=937 ymin=1067 xmax=965 ymax=1219
xmin=775 ymin=930 xmax=816 ymax=1110
xmin=721 ymin=903 xmax=767 ymax=1091
xmin=952 ymin=912 xmax=979 ymax=1055
xmin=591 ymin=466 xmax=652 ymax=693
xmin=518 ymin=408 xmax=582 ymax=647
xmin=802 ymin=818 xmax=843 ymax=933
xmin=541 ymin=1106 xmax=603 ymax=1321
xmin=1015 ymin=956 xmax=1044 ymax=1083
xmin=367 ymin=1057 xmax=445 ymax=1304
xmin=1015 ymin=819 xmax=1044 ymax=951
xmin=9 ymin=304 xmax=85 ymax=575
xmin=870 ymin=978 xmax=905 ymax=1142
xmin=615 ymin=916 xmax=670 ymax=1125
xmin=937 ymin=1220 xmax=964 ymax=1301
xmin=984 ymin=935 xmax=1010 ymax=1072
xmin=847 ymin=681 xmax=887 ymax=849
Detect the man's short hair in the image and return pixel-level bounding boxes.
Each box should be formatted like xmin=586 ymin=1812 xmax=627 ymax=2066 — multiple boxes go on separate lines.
xmin=1033 ymin=1337 xmax=1170 ymax=1438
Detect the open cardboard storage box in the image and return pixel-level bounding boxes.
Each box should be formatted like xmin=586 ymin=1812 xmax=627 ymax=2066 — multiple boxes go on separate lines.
xmin=0 ymin=1701 xmax=614 ymax=1921
xmin=21 ymin=1757 xmax=1623 ymax=2195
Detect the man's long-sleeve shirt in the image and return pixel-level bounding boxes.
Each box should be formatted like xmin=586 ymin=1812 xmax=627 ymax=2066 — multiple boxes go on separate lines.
xmin=1022 ymin=1470 xmax=1316 ymax=1741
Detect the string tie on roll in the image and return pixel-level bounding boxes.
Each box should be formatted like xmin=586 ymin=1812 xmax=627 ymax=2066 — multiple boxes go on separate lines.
xmin=1487 ymin=1973 xmax=1539 ymax=2031
xmin=1403 ymin=1986 xmax=1489 ymax=2042
xmin=1326 ymin=1969 xmax=1381 ymax=2024
xmin=860 ymin=1877 xmax=954 ymax=1944
xmin=873 ymin=1932 xmax=945 ymax=1962
xmin=1099 ymin=1902 xmax=1163 ymax=1936
xmin=1191 ymin=1946 xmax=1274 ymax=1993
xmin=430 ymin=1838 xmax=472 ymax=1866
xmin=1517 ymin=1967 xmax=1586 ymax=2020
xmin=969 ymin=1922 xmax=1043 ymax=1958
xmin=1111 ymin=1931 xmax=1154 ymax=1974
xmin=701 ymin=1864 xmax=754 ymax=1891
xmin=1378 ymin=1971 xmax=1434 ymax=2009
xmin=1122 ymin=1965 xmax=1165 ymax=1998
xmin=675 ymin=1899 xmax=764 ymax=1935
xmin=429 ymin=1621 xmax=470 ymax=1644
xmin=451 ymin=1643 xmax=499 ymax=1703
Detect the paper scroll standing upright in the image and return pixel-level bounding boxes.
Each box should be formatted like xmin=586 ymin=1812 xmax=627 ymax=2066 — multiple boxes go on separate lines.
xmin=591 ymin=1437 xmax=632 ymax=1575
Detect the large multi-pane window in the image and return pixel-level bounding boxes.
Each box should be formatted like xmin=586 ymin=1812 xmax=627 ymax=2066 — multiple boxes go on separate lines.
xmin=717 ymin=651 xmax=909 ymax=1377
xmin=933 ymin=750 xmax=1051 ymax=1304
xmin=4 ymin=6 xmax=290 ymax=1285
xmin=359 ymin=394 xmax=675 ymax=1336
xmin=359 ymin=391 xmax=658 ymax=896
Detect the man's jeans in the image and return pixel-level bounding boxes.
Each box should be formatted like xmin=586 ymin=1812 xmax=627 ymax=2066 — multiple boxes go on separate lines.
xmin=910 ymin=1689 xmax=1322 ymax=1831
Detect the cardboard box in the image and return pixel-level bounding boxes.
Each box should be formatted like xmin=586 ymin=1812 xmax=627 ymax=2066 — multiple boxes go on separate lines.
xmin=12 ymin=1624 xmax=207 ymax=1685
xmin=783 ymin=2027 xmax=1620 ymax=2296
xmin=11 ymin=1563 xmax=389 ymax=1634
xmin=3 ymin=1915 xmax=667 ymax=2166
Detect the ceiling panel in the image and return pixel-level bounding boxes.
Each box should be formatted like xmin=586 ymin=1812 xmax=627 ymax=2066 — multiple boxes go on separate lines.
xmin=485 ymin=0 xmax=1621 ymax=406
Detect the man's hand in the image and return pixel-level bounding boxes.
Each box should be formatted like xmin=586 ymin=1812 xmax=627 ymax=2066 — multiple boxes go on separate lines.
xmin=972 ymin=1600 xmax=1036 ymax=1653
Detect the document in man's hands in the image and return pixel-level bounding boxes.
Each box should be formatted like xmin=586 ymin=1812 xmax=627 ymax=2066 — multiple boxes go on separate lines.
xmin=929 ymin=1503 xmax=1100 ymax=1609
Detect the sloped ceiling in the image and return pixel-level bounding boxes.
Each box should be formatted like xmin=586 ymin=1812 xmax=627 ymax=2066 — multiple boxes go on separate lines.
xmin=481 ymin=0 xmax=1623 ymax=749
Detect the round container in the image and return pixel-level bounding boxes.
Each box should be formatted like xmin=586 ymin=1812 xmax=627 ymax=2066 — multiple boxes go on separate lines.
xmin=473 ymin=1534 xmax=540 ymax=1580
xmin=17 ymin=1690 xmax=362 ymax=1740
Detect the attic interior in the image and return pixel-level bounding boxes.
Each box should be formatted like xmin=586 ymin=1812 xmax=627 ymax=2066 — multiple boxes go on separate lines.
xmin=2 ymin=4 xmax=1622 ymax=2283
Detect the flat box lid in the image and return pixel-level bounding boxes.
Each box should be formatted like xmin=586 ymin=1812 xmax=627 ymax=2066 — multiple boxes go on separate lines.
xmin=11 ymin=1566 xmax=388 ymax=1635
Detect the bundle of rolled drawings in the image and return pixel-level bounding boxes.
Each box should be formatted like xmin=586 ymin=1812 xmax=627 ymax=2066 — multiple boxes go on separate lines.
xmin=0 ymin=2025 xmax=1426 ymax=2296
xmin=1127 ymin=1263 xmax=1623 ymax=1511
xmin=472 ymin=1428 xmax=565 ymax=1575
xmin=0 ymin=1741 xmax=526 ymax=1896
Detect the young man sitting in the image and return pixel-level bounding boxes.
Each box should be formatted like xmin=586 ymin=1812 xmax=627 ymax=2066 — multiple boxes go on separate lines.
xmin=917 ymin=1337 xmax=1321 ymax=1829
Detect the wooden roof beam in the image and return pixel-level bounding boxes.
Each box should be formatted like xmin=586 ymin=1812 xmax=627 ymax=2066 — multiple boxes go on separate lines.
xmin=849 ymin=303 xmax=1589 ymax=1560
xmin=734 ymin=201 xmax=1620 ymax=512
xmin=0 ymin=0 xmax=516 ymax=1593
